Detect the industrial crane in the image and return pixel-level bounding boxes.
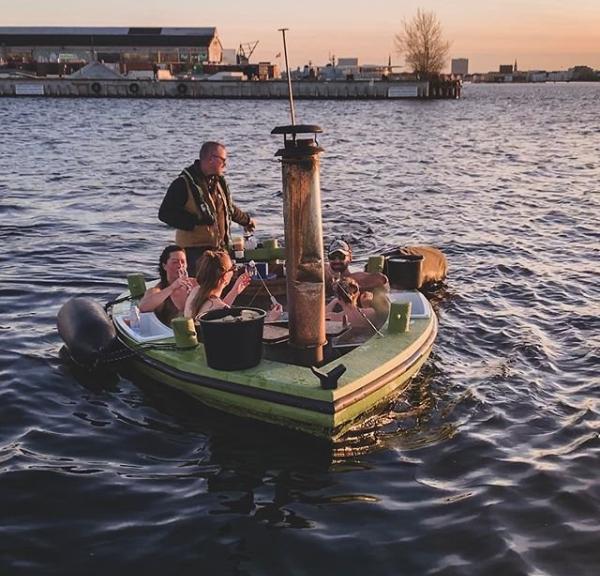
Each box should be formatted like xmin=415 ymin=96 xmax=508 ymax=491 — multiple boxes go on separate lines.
xmin=237 ymin=41 xmax=259 ymax=65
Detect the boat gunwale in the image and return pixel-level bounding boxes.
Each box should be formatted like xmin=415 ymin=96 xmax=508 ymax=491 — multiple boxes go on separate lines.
xmin=333 ymin=313 xmax=437 ymax=412
xmin=116 ymin=313 xmax=437 ymax=416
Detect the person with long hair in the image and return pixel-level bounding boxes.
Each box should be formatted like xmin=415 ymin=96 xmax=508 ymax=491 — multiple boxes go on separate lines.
xmin=139 ymin=244 xmax=196 ymax=325
xmin=326 ymin=276 xmax=378 ymax=332
xmin=184 ymin=250 xmax=282 ymax=321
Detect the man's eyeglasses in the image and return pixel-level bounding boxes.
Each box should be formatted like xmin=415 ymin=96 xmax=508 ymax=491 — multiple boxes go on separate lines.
xmin=328 ymin=252 xmax=347 ymax=261
xmin=212 ymin=155 xmax=227 ymax=166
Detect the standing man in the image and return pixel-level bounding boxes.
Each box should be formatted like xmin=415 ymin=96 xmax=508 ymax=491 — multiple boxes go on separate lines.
xmin=158 ymin=141 xmax=256 ymax=275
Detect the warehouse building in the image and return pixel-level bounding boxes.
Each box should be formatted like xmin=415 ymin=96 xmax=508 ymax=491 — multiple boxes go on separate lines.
xmin=0 ymin=27 xmax=222 ymax=75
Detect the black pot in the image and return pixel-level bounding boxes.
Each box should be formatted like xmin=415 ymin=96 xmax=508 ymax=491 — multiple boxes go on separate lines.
xmin=386 ymin=254 xmax=424 ymax=289
xmin=198 ymin=307 xmax=266 ymax=370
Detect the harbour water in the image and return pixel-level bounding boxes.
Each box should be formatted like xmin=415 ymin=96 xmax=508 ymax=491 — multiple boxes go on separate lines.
xmin=1 ymin=83 xmax=599 ymax=574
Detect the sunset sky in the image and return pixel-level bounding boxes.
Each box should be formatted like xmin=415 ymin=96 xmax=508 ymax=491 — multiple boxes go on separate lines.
xmin=5 ymin=0 xmax=600 ymax=72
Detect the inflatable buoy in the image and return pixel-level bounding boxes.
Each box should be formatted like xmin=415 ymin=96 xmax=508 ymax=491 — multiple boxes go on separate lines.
xmin=129 ymin=82 xmax=140 ymax=95
xmin=91 ymin=82 xmax=101 ymax=95
xmin=177 ymin=83 xmax=188 ymax=96
xmin=57 ymin=297 xmax=117 ymax=367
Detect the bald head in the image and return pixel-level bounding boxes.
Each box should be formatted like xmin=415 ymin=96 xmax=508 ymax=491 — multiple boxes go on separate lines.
xmin=199 ymin=142 xmax=227 ymax=176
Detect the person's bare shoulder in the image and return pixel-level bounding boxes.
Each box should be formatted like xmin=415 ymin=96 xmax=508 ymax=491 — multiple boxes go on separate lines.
xmin=350 ymin=271 xmax=388 ymax=291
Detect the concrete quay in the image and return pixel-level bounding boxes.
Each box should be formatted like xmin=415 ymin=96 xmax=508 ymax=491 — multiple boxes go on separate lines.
xmin=0 ymin=78 xmax=461 ymax=99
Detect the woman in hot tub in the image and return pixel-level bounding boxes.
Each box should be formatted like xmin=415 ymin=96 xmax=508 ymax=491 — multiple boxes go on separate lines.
xmin=184 ymin=250 xmax=282 ymax=322
xmin=139 ymin=245 xmax=196 ymax=325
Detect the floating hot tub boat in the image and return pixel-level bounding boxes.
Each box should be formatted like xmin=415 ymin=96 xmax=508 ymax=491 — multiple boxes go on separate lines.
xmin=57 ymin=124 xmax=439 ymax=439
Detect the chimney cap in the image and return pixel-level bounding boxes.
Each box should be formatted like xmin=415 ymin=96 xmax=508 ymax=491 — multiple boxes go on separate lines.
xmin=271 ymin=124 xmax=322 ymax=135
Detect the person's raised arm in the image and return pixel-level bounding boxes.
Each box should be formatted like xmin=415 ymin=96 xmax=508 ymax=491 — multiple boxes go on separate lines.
xmin=351 ymin=271 xmax=389 ymax=292
xmin=139 ymin=286 xmax=169 ymax=313
xmin=222 ymin=272 xmax=252 ymax=306
xmin=139 ymin=277 xmax=190 ymax=312
xmin=230 ymin=203 xmax=255 ymax=232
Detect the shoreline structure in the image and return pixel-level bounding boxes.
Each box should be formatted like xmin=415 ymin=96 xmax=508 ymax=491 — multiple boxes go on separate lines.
xmin=0 ymin=77 xmax=461 ymax=100
xmin=0 ymin=27 xmax=461 ymax=100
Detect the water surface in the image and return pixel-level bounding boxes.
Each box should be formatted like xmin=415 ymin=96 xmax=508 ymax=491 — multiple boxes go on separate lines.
xmin=1 ymin=83 xmax=599 ymax=575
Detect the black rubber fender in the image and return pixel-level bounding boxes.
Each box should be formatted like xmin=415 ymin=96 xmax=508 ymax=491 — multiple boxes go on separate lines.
xmin=177 ymin=83 xmax=188 ymax=95
xmin=128 ymin=82 xmax=140 ymax=95
xmin=57 ymin=297 xmax=117 ymax=367
xmin=91 ymin=82 xmax=101 ymax=94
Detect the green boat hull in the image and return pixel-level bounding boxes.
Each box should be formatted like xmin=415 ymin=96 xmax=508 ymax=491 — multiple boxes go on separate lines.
xmin=113 ymin=297 xmax=437 ymax=439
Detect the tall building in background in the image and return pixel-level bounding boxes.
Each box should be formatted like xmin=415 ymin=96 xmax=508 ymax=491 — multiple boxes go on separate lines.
xmin=451 ymin=58 xmax=469 ymax=76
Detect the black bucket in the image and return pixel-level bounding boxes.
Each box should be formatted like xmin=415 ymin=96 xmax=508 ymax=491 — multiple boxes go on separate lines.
xmin=386 ymin=254 xmax=424 ymax=289
xmin=198 ymin=307 xmax=266 ymax=370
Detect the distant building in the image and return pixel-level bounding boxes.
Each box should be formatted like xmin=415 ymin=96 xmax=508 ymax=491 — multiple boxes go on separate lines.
xmin=221 ymin=48 xmax=237 ymax=65
xmin=451 ymin=58 xmax=468 ymax=76
xmin=547 ymin=70 xmax=573 ymax=82
xmin=314 ymin=57 xmax=391 ymax=82
xmin=499 ymin=64 xmax=514 ymax=74
xmin=527 ymin=70 xmax=547 ymax=83
xmin=337 ymin=57 xmax=359 ymax=67
xmin=570 ymin=65 xmax=596 ymax=80
xmin=472 ymin=64 xmax=599 ymax=84
xmin=0 ymin=27 xmax=223 ymax=75
xmin=334 ymin=57 xmax=360 ymax=80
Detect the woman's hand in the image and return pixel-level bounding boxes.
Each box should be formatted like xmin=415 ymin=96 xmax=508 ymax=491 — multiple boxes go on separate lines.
xmin=231 ymin=272 xmax=252 ymax=296
xmin=172 ymin=276 xmax=195 ymax=294
xmin=266 ymin=302 xmax=283 ymax=322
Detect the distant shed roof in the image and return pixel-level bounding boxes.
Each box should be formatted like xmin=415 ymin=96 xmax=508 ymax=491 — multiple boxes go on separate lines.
xmin=68 ymin=61 xmax=124 ymax=79
xmin=0 ymin=27 xmax=218 ymax=47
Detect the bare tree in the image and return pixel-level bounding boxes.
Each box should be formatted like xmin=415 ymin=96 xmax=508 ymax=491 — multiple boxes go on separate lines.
xmin=395 ymin=9 xmax=450 ymax=78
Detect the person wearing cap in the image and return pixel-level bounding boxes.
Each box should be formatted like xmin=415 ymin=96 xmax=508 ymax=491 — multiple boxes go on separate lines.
xmin=158 ymin=141 xmax=256 ymax=276
xmin=325 ymin=238 xmax=389 ymax=297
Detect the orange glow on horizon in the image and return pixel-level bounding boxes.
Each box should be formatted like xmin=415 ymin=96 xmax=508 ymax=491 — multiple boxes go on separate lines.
xmin=3 ymin=0 xmax=600 ymax=72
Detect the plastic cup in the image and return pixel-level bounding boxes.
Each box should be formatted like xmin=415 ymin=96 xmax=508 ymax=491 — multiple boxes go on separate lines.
xmin=388 ymin=301 xmax=412 ymax=333
xmin=232 ymin=236 xmax=244 ymax=252
xmin=127 ymin=273 xmax=146 ymax=299
xmin=171 ymin=317 xmax=198 ymax=349
xmin=263 ymin=238 xmax=279 ymax=250
xmin=367 ymin=255 xmax=385 ymax=274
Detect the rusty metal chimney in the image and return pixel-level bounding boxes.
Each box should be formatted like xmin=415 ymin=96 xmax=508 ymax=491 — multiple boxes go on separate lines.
xmin=272 ymin=124 xmax=326 ymax=365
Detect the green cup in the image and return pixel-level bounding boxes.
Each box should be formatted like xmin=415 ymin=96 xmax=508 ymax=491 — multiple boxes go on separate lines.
xmin=367 ymin=255 xmax=385 ymax=273
xmin=171 ymin=317 xmax=198 ymax=349
xmin=388 ymin=301 xmax=412 ymax=333
xmin=127 ymin=273 xmax=146 ymax=300
xmin=263 ymin=238 xmax=279 ymax=250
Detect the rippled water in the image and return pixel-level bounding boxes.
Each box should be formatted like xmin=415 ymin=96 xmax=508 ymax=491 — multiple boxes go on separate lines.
xmin=1 ymin=83 xmax=599 ymax=574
